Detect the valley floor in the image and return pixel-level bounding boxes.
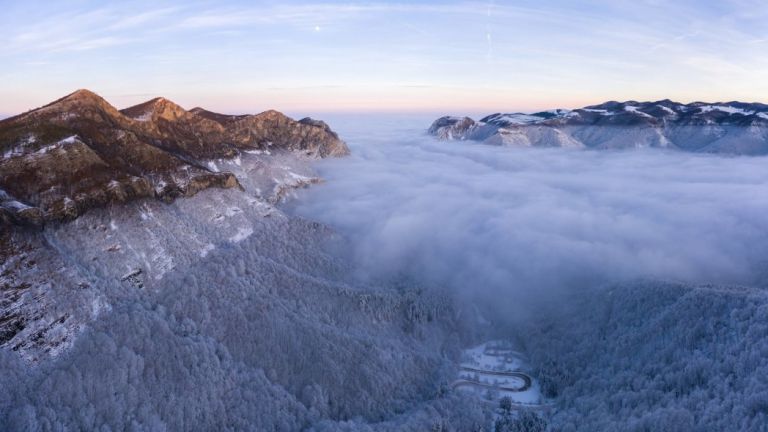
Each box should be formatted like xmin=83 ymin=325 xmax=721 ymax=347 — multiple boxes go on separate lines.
xmin=455 ymin=341 xmax=544 ymax=408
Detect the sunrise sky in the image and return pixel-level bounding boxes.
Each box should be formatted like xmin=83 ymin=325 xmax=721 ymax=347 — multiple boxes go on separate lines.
xmin=2 ymin=0 xmax=767 ymax=117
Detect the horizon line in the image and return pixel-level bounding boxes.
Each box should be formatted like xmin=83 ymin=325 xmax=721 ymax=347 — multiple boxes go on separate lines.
xmin=3 ymin=88 xmax=768 ymax=122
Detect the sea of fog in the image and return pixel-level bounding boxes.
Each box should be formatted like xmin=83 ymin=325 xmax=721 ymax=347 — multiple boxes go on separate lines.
xmin=293 ymin=114 xmax=768 ymax=316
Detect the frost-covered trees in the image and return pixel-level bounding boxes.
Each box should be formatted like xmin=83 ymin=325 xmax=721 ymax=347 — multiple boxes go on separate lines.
xmin=520 ymin=280 xmax=768 ymax=432
xmin=0 ymin=214 xmax=466 ymax=431
xmin=493 ymin=398 xmax=547 ymax=432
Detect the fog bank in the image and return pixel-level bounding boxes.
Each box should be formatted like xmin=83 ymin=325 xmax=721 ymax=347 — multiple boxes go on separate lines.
xmin=294 ymin=115 xmax=768 ymax=314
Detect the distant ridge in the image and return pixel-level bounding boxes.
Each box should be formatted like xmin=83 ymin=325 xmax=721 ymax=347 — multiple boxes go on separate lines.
xmin=430 ymin=100 xmax=768 ymax=154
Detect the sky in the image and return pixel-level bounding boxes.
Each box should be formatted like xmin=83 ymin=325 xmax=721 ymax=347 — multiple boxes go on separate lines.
xmin=1 ymin=0 xmax=768 ymax=116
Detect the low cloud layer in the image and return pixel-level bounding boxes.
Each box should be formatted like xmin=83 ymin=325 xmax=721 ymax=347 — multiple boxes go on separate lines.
xmin=295 ymin=116 xmax=768 ymax=313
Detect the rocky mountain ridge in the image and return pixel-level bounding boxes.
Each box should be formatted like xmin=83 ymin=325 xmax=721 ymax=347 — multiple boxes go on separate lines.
xmin=0 ymin=89 xmax=351 ymax=361
xmin=429 ymin=100 xmax=768 ymax=154
xmin=0 ymin=89 xmax=349 ymax=227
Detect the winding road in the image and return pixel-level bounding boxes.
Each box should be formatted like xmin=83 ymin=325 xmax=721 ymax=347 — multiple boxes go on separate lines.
xmin=453 ymin=366 xmax=532 ymax=392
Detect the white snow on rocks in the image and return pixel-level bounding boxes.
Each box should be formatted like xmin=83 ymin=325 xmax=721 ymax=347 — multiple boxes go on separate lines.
xmin=131 ymin=111 xmax=153 ymax=122
xmin=698 ymin=105 xmax=754 ymax=115
xmin=4 ymin=135 xmax=81 ymax=160
xmin=624 ymin=105 xmax=653 ymax=118
xmin=582 ymin=108 xmax=614 ymax=115
xmin=495 ymin=114 xmax=548 ymax=125
xmin=37 ymin=135 xmax=80 ymax=155
xmin=3 ymin=134 xmax=38 ymax=158
xmin=657 ymin=105 xmax=677 ymax=115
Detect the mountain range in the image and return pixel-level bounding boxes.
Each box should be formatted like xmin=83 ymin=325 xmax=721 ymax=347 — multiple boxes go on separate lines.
xmin=0 ymin=90 xmax=348 ymax=227
xmin=3 ymin=92 xmax=768 ymax=430
xmin=429 ymin=100 xmax=768 ymax=154
xmin=0 ymin=89 xmax=350 ymax=361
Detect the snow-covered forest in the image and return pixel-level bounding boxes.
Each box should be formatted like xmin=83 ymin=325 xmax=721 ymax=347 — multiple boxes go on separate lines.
xmin=523 ymin=280 xmax=768 ymax=431
xmin=3 ymin=117 xmax=768 ymax=431
xmin=0 ymin=205 xmax=474 ymax=430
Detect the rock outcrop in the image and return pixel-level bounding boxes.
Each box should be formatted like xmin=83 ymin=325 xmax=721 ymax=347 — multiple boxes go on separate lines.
xmin=430 ymin=100 xmax=768 ymax=154
xmin=0 ymin=89 xmax=349 ymax=227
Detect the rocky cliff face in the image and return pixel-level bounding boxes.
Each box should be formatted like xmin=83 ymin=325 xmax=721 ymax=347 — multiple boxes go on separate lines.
xmin=0 ymin=89 xmax=349 ymax=227
xmin=429 ymin=100 xmax=768 ymax=154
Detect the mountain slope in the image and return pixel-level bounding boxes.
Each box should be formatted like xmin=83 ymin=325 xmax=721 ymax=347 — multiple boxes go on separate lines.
xmin=430 ymin=100 xmax=768 ymax=154
xmin=523 ymin=280 xmax=768 ymax=431
xmin=0 ymin=89 xmax=353 ymax=362
xmin=0 ymin=90 xmax=348 ymax=226
xmin=0 ymin=183 xmax=464 ymax=429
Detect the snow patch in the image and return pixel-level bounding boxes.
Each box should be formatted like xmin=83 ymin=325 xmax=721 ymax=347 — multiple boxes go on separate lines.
xmin=90 ymin=297 xmax=111 ymax=320
xmin=287 ymin=172 xmax=314 ymax=182
xmin=657 ymin=105 xmax=677 ymax=115
xmin=2 ymin=199 xmax=33 ymax=211
xmin=200 ymin=243 xmax=215 ymax=258
xmin=20 ymin=134 xmax=37 ymax=145
xmin=56 ymin=112 xmax=76 ymax=121
xmin=132 ymin=111 xmax=153 ymax=122
xmin=139 ymin=204 xmax=155 ymax=221
xmin=154 ymin=180 xmax=167 ymax=194
xmin=16 ymin=135 xmax=81 ymax=157
xmin=698 ymin=105 xmax=754 ymax=116
xmin=489 ymin=114 xmax=546 ymax=125
xmin=229 ymin=226 xmax=254 ymax=243
xmin=3 ymin=147 xmax=23 ymax=159
xmin=624 ymin=106 xmax=653 ymax=118
xmin=582 ymin=108 xmax=615 ymax=115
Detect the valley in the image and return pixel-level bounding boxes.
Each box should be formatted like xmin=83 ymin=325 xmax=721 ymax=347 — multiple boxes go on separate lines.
xmin=454 ymin=341 xmax=545 ymax=410
xmin=2 ymin=104 xmax=768 ymax=431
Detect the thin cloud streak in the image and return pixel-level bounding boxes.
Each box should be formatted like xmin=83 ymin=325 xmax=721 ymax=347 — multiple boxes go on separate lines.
xmin=0 ymin=1 xmax=767 ymax=113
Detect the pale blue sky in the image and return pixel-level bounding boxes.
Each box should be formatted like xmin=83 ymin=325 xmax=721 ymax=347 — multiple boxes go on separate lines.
xmin=1 ymin=0 xmax=767 ymax=116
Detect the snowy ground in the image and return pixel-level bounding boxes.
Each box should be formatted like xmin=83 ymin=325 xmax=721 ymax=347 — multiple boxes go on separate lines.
xmin=455 ymin=340 xmax=545 ymax=408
